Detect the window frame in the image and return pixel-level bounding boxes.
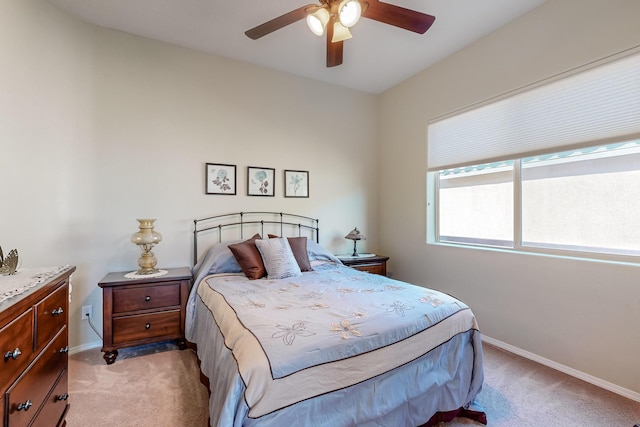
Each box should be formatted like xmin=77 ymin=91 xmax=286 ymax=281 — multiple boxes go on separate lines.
xmin=429 ymin=146 xmax=640 ymax=265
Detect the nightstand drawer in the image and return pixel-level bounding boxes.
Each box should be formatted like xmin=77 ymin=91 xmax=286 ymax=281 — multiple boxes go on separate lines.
xmin=339 ymin=255 xmax=389 ymax=277
xmin=113 ymin=283 xmax=181 ymax=313
xmin=112 ymin=310 xmax=181 ymax=345
xmin=352 ymin=263 xmax=385 ymax=275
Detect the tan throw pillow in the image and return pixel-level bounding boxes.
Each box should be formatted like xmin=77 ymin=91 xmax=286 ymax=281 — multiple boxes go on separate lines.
xmin=267 ymin=234 xmax=313 ymax=272
xmin=228 ymin=234 xmax=265 ymax=280
xmin=255 ymin=238 xmax=302 ymax=280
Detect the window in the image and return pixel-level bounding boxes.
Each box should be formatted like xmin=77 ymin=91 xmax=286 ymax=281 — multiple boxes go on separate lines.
xmin=520 ymin=142 xmax=640 ymax=256
xmin=438 ymin=161 xmax=514 ymax=248
xmin=434 ymin=141 xmax=640 ymax=259
xmin=428 ymin=49 xmax=640 ymax=262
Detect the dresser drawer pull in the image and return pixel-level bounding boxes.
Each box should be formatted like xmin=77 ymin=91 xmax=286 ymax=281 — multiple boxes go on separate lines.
xmin=56 ymin=393 xmax=69 ymax=401
xmin=17 ymin=400 xmax=33 ymax=411
xmin=145 ymin=323 xmax=151 ymax=329
xmin=4 ymin=348 xmax=22 ymax=361
xmin=145 ymin=296 xmax=151 ymax=302
xmin=59 ymin=346 xmax=70 ymax=353
xmin=51 ymin=307 xmax=64 ymax=316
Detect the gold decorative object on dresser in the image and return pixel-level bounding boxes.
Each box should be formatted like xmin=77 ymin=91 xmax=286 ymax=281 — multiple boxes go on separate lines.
xmin=0 ymin=265 xmax=76 ymax=427
xmin=98 ymin=267 xmax=191 ymax=365
xmin=337 ymin=254 xmax=389 ymax=276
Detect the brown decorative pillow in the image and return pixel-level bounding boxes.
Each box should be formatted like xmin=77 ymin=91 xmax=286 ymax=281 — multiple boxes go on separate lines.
xmin=228 ymin=234 xmax=265 ymax=279
xmin=267 ymin=234 xmax=312 ymax=272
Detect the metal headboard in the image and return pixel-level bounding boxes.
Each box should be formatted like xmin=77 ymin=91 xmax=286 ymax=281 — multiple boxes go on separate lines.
xmin=193 ymin=211 xmax=319 ymax=265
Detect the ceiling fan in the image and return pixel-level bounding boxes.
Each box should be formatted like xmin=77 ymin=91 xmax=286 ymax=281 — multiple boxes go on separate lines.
xmin=245 ymin=0 xmax=435 ymax=67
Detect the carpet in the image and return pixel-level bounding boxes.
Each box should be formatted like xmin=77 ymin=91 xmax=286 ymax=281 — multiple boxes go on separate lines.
xmin=67 ymin=342 xmax=209 ymax=427
xmin=67 ymin=342 xmax=640 ymax=426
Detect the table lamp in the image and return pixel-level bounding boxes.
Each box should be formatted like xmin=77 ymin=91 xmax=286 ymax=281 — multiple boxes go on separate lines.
xmin=345 ymin=227 xmax=366 ymax=257
xmin=131 ymin=219 xmax=162 ymax=275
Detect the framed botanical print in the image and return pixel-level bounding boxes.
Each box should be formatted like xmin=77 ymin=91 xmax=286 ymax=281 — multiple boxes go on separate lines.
xmin=284 ymin=170 xmax=309 ymax=198
xmin=247 ymin=166 xmax=275 ymax=196
xmin=206 ymin=163 xmax=236 ymax=195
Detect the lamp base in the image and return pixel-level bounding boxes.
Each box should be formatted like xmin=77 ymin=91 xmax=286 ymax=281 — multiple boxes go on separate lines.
xmin=137 ymin=250 xmax=158 ymax=275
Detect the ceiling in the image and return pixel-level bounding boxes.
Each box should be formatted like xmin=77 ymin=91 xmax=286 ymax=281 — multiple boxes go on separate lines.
xmin=46 ymin=0 xmax=545 ymax=94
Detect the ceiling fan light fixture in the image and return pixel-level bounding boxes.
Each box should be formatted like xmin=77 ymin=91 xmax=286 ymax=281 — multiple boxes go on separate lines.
xmin=306 ymin=7 xmax=330 ymax=36
xmin=338 ymin=0 xmax=362 ymax=28
xmin=331 ymin=21 xmax=352 ymax=43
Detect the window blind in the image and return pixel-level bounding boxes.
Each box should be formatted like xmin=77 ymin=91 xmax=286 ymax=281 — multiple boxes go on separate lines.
xmin=427 ymin=50 xmax=640 ymax=171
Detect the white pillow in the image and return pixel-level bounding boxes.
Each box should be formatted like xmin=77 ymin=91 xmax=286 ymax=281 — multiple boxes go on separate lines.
xmin=255 ymin=237 xmax=302 ymax=279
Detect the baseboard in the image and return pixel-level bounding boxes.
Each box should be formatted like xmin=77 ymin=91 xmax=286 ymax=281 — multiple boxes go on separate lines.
xmin=482 ymin=335 xmax=640 ymax=403
xmin=69 ymin=341 xmax=102 ymax=355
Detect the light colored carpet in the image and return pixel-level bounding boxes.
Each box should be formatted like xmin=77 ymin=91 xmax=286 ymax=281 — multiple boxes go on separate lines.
xmin=67 ymin=342 xmax=640 ymax=426
xmin=67 ymin=342 xmax=209 ymax=427
xmin=440 ymin=344 xmax=640 ymax=427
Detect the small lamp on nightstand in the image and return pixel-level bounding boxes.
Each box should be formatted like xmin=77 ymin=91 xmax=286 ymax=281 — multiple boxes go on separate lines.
xmin=345 ymin=227 xmax=366 ymax=257
xmin=131 ymin=219 xmax=162 ymax=275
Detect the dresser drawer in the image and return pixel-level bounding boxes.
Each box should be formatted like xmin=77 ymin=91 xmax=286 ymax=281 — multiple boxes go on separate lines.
xmin=112 ymin=310 xmax=181 ymax=345
xmin=29 ymin=370 xmax=69 ymax=427
xmin=113 ymin=283 xmax=181 ymax=313
xmin=6 ymin=327 xmax=68 ymax=427
xmin=35 ymin=282 xmax=68 ymax=351
xmin=0 ymin=308 xmax=34 ymax=389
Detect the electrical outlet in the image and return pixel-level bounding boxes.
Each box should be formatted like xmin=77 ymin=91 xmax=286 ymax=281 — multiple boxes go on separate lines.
xmin=81 ymin=305 xmax=93 ymax=320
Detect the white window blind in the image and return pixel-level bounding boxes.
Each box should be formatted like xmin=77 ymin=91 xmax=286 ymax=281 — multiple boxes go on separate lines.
xmin=427 ymin=50 xmax=640 ymax=171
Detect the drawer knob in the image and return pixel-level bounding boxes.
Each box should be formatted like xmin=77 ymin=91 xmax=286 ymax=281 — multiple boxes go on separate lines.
xmin=17 ymin=400 xmax=32 ymax=411
xmin=57 ymin=393 xmax=69 ymax=401
xmin=59 ymin=346 xmax=70 ymax=354
xmin=51 ymin=307 xmax=64 ymax=316
xmin=145 ymin=323 xmax=151 ymax=329
xmin=145 ymin=296 xmax=151 ymax=302
xmin=4 ymin=348 xmax=22 ymax=361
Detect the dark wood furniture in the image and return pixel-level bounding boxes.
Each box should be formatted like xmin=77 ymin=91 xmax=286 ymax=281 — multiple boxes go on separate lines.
xmin=338 ymin=255 xmax=389 ymax=276
xmin=1 ymin=266 xmax=76 ymax=427
xmin=98 ymin=267 xmax=191 ymax=365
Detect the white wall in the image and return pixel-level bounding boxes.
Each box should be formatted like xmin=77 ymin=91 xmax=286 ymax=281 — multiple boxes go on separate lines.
xmin=1 ymin=0 xmax=378 ymax=351
xmin=379 ymin=0 xmax=640 ymax=396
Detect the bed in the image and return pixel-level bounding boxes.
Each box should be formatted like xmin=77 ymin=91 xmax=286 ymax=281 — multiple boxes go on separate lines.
xmin=186 ymin=212 xmax=486 ymax=427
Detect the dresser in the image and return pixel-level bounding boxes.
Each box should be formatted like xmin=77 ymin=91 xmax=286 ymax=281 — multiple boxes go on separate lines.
xmin=337 ymin=255 xmax=389 ymax=276
xmin=98 ymin=267 xmax=191 ymax=364
xmin=0 ymin=266 xmax=76 ymax=427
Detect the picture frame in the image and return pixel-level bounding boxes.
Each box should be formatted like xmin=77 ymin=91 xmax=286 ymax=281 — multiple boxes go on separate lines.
xmin=247 ymin=166 xmax=275 ymax=196
xmin=284 ymin=170 xmax=309 ymax=198
xmin=206 ymin=163 xmax=236 ymax=195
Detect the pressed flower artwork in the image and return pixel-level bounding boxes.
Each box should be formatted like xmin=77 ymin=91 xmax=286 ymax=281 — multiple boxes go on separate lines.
xmin=248 ymin=166 xmax=275 ymax=196
xmin=284 ymin=170 xmax=309 ymax=198
xmin=206 ymin=163 xmax=236 ymax=195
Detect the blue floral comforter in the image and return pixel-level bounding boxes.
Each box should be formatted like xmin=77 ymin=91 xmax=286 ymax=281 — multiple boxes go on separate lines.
xmin=199 ymin=263 xmax=479 ymax=418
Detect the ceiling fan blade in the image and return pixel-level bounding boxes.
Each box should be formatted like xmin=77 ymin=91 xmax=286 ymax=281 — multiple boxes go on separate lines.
xmin=362 ymin=0 xmax=435 ymax=34
xmin=245 ymin=6 xmax=309 ymax=40
xmin=326 ymin=20 xmax=344 ymax=67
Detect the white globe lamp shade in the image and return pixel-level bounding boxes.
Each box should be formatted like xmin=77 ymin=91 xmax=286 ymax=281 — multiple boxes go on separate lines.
xmin=338 ymin=0 xmax=362 ymax=28
xmin=306 ymin=7 xmax=330 ymax=36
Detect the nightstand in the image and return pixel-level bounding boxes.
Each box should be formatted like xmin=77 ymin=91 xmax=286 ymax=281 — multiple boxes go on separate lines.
xmin=98 ymin=267 xmax=191 ymax=364
xmin=337 ymin=255 xmax=389 ymax=276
